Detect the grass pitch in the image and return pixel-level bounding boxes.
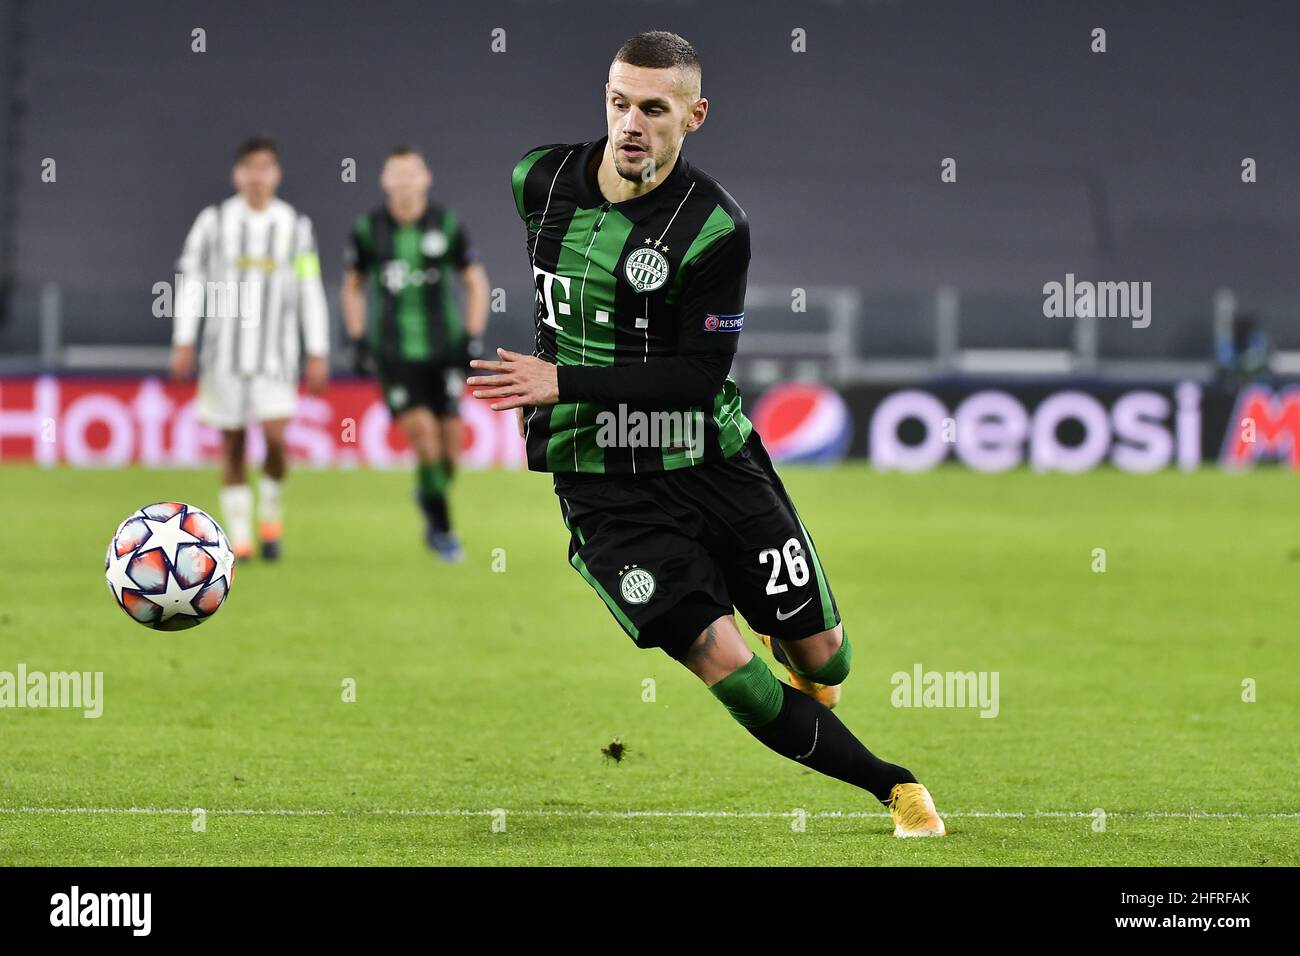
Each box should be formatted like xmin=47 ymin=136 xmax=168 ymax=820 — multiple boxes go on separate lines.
xmin=0 ymin=463 xmax=1296 ymax=865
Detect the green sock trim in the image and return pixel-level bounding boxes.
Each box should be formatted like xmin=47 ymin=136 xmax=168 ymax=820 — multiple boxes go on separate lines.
xmin=709 ymin=655 xmax=784 ymax=729
xmin=793 ymin=632 xmax=851 ymax=685
xmin=418 ymin=462 xmax=450 ymax=496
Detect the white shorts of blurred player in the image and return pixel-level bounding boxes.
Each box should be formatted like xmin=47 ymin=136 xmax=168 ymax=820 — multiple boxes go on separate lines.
xmin=196 ymin=371 xmax=297 ymax=430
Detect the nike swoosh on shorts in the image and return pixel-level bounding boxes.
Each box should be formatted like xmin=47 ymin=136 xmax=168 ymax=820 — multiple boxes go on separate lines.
xmin=775 ymin=597 xmax=812 ymax=622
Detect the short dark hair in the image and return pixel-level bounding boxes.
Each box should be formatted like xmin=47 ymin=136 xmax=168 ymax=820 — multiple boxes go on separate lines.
xmin=235 ymin=136 xmax=278 ymax=163
xmin=613 ymin=30 xmax=700 ymax=76
xmin=386 ymin=145 xmax=426 ymax=162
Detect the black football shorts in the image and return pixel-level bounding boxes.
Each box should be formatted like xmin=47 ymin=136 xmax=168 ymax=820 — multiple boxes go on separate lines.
xmin=553 ymin=433 xmax=840 ymax=658
xmin=378 ymin=359 xmax=463 ymax=418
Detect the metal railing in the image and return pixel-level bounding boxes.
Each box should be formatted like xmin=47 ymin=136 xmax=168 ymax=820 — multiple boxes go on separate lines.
xmin=3 ymin=280 xmax=1295 ymax=383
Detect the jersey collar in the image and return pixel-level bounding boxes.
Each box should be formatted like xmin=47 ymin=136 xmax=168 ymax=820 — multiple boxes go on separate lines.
xmin=380 ymin=202 xmax=433 ymax=229
xmin=577 ymin=136 xmax=692 ymax=223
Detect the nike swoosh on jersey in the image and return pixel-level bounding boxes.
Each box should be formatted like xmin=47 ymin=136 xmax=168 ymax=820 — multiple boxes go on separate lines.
xmin=775 ymin=597 xmax=813 ymax=622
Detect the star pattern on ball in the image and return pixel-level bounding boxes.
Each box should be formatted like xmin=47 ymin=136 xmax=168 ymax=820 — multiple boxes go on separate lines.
xmin=138 ymin=510 xmax=201 ymax=567
xmin=208 ymin=545 xmax=235 ymax=591
xmin=105 ymin=546 xmax=136 ymax=604
xmin=147 ymin=571 xmax=205 ymax=622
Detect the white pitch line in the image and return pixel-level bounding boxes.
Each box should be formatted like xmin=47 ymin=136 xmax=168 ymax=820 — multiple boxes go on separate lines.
xmin=1 ymin=807 xmax=1298 ymax=820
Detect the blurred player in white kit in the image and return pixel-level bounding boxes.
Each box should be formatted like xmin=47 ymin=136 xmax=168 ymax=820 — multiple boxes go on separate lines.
xmin=169 ymin=136 xmax=330 ymax=561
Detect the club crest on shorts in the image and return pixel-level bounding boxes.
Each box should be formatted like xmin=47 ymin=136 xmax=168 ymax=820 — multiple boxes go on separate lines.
xmin=421 ymin=229 xmax=448 ymax=257
xmin=619 ymin=564 xmax=656 ymax=604
xmin=624 ymin=246 xmax=670 ymax=293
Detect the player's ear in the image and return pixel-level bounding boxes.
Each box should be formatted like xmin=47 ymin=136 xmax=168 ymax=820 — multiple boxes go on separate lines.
xmin=685 ymin=97 xmax=708 ymax=134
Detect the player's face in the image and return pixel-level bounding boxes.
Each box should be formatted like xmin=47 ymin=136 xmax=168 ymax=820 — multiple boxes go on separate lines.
xmin=231 ymin=149 xmax=281 ymax=206
xmin=605 ymin=62 xmax=705 ymax=184
xmin=380 ymin=154 xmax=432 ymax=204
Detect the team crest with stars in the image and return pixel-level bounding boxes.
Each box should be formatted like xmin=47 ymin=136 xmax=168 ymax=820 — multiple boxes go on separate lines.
xmin=618 ymin=564 xmax=656 ymax=605
xmin=624 ymin=241 xmax=670 ymax=293
xmin=421 ymin=229 xmax=448 ymax=257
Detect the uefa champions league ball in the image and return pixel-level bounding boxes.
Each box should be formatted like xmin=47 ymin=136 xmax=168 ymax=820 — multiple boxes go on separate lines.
xmin=104 ymin=502 xmax=235 ymax=630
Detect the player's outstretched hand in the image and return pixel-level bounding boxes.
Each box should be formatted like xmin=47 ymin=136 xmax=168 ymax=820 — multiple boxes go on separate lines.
xmin=468 ymin=348 xmax=559 ymax=411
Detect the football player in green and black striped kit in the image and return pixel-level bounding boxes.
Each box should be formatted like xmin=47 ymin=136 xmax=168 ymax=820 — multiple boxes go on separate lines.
xmin=468 ymin=32 xmax=946 ymax=837
xmin=343 ymin=146 xmax=490 ymax=561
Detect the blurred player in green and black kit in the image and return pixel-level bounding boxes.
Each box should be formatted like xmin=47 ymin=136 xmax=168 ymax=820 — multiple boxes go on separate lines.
xmin=343 ymin=146 xmax=490 ymax=561
xmin=469 ymin=32 xmax=946 ymax=837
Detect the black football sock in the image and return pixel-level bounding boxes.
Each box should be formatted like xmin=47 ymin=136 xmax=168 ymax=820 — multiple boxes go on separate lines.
xmin=418 ymin=491 xmax=450 ymax=534
xmin=755 ymin=682 xmax=917 ymax=804
xmin=416 ymin=463 xmax=451 ymax=534
xmin=709 ymin=657 xmax=916 ymax=804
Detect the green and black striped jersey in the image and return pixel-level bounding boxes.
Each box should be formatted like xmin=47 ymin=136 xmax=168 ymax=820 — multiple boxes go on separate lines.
xmin=512 ymin=137 xmax=753 ymax=475
xmin=346 ymin=202 xmax=477 ymax=364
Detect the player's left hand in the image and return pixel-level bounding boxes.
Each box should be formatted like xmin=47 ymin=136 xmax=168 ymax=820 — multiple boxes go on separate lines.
xmin=467 ymin=348 xmax=558 ymax=410
xmin=304 ymin=355 xmax=329 ymax=396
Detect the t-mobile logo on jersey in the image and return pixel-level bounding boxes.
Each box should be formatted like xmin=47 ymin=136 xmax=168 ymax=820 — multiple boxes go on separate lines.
xmin=595 ymin=404 xmax=705 ymax=459
xmin=381 ymin=259 xmax=442 ymax=293
xmin=533 ymin=266 xmax=572 ymax=330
